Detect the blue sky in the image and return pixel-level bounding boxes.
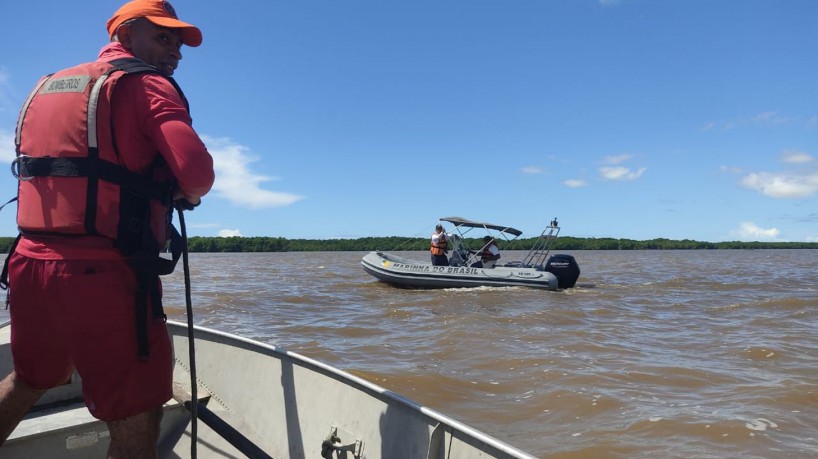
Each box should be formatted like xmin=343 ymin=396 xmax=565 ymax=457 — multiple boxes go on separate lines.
xmin=1 ymin=0 xmax=816 ymax=242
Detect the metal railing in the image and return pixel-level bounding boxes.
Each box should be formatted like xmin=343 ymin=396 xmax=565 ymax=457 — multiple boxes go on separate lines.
xmin=521 ymin=220 xmax=560 ymax=268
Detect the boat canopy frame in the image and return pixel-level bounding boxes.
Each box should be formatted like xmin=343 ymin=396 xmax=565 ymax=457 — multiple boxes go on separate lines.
xmin=440 ymin=216 xmax=562 ymax=269
xmin=440 ymin=216 xmax=523 ymax=238
xmin=439 ymin=216 xmax=523 ymax=267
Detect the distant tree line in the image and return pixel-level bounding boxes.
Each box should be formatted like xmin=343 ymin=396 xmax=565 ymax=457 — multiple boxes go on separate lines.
xmin=184 ymin=235 xmax=817 ymax=252
xmin=0 ymin=236 xmax=813 ymax=254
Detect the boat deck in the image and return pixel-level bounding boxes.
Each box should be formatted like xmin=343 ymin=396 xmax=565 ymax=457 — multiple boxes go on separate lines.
xmin=0 ymin=324 xmax=249 ymax=459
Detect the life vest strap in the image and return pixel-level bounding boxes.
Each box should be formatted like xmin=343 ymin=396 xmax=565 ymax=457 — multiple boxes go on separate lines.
xmin=133 ymin=273 xmax=166 ymax=361
xmin=107 ymin=58 xmax=191 ymax=113
xmin=129 ymin=224 xmax=183 ymax=360
xmin=15 ymin=156 xmax=172 ymax=203
xmin=0 ymin=234 xmax=22 ymax=307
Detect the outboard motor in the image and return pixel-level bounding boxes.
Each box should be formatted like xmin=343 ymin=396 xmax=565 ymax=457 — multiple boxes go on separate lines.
xmin=544 ymin=254 xmax=580 ymax=289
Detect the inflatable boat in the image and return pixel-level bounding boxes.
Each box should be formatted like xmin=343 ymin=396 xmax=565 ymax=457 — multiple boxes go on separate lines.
xmin=361 ymin=217 xmax=580 ymax=291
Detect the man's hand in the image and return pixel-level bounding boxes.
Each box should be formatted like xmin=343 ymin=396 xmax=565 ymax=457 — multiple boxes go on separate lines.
xmin=173 ymin=190 xmax=201 ymax=211
xmin=174 ymin=198 xmax=199 ymax=211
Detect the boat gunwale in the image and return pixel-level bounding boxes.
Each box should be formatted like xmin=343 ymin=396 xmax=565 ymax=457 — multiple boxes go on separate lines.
xmin=0 ymin=320 xmax=537 ymax=459
xmin=166 ymin=320 xmax=538 ymax=459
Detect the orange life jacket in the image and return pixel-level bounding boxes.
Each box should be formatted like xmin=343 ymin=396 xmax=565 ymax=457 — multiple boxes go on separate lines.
xmin=13 ymin=58 xmax=180 ymax=254
xmin=430 ymin=232 xmax=447 ymax=255
xmin=482 ymin=242 xmax=500 ymax=261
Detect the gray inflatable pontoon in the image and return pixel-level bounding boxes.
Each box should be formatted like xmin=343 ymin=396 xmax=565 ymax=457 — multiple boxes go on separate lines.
xmin=362 ymin=217 xmax=580 ymax=291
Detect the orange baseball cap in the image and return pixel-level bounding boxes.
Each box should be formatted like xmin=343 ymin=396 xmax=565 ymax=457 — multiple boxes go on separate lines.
xmin=107 ymin=0 xmax=202 ymax=47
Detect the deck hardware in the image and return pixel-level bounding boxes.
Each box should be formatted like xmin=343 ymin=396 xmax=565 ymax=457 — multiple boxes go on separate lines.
xmin=321 ymin=426 xmax=363 ymax=458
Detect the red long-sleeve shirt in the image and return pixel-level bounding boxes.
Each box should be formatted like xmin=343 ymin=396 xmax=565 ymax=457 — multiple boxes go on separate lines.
xmin=99 ymin=42 xmax=214 ymax=199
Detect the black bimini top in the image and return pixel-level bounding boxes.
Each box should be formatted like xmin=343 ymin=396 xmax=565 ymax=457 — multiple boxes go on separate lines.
xmin=439 ymin=216 xmax=523 ymax=237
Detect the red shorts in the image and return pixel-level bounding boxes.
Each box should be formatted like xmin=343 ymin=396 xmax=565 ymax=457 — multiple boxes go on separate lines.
xmin=8 ymin=251 xmax=173 ymax=422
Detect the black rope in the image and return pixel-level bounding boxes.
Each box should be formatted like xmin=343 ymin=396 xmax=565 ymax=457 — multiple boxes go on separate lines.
xmin=176 ymin=207 xmax=198 ymax=458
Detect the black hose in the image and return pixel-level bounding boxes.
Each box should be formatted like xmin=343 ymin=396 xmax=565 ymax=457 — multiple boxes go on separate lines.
xmin=176 ymin=208 xmax=198 ymax=458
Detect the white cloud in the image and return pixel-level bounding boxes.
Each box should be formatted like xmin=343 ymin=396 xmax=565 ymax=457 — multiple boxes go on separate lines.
xmin=749 ymin=111 xmax=789 ymax=126
xmin=602 ymin=154 xmax=631 ymax=165
xmin=0 ymin=130 xmax=15 ymax=163
xmin=218 ymin=229 xmax=242 ymax=237
xmin=598 ymin=154 xmax=646 ymax=181
xmin=1 ymin=131 xmax=307 ymax=209
xmin=0 ymin=67 xmax=14 ymax=114
xmin=732 ymin=222 xmax=780 ymax=241
xmin=707 ymin=111 xmax=794 ymax=131
xmin=563 ymin=179 xmax=587 ymax=188
xmin=740 ymin=172 xmax=818 ymax=198
xmin=599 ymin=166 xmax=647 ymax=181
xmin=720 ymin=165 xmax=744 ymax=174
xmin=521 ymin=166 xmax=543 ymax=174
xmin=781 ymin=150 xmax=813 ymax=164
xmin=203 ymin=135 xmax=303 ymax=209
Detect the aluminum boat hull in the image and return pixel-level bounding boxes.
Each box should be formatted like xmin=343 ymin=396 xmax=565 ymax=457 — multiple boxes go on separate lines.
xmin=1 ymin=320 xmax=536 ymax=459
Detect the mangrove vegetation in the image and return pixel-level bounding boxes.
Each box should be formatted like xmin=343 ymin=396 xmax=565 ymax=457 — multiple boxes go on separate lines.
xmin=0 ymin=236 xmax=814 ymax=254
xmin=175 ymin=236 xmax=818 ymax=252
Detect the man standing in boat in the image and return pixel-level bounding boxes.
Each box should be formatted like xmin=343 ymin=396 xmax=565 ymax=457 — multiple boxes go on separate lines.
xmin=430 ymin=224 xmax=450 ymax=266
xmin=0 ymin=1 xmax=214 ymax=457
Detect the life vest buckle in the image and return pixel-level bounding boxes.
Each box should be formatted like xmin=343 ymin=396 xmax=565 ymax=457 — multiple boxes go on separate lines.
xmin=11 ymin=156 xmax=34 ymax=182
